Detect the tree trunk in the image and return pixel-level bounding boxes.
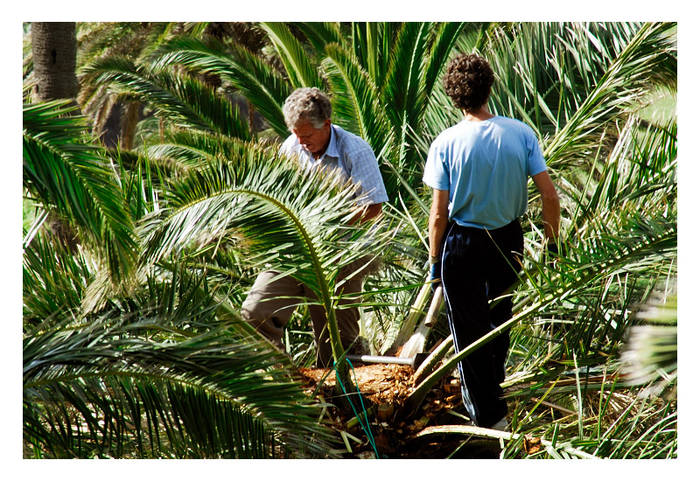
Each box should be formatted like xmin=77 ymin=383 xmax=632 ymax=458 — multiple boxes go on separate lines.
xmin=31 ymin=22 xmax=78 ymax=102
xmin=30 ymin=22 xmax=80 ymax=251
xmin=120 ymin=101 xmax=141 ymax=150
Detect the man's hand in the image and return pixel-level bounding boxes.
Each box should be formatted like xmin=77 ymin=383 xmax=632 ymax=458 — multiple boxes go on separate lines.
xmin=545 ymin=239 xmax=567 ymax=269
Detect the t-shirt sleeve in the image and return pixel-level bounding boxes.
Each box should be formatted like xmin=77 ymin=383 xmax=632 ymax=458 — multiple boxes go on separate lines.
xmin=525 ymin=127 xmax=547 ymax=176
xmin=422 ymin=140 xmax=450 ymax=191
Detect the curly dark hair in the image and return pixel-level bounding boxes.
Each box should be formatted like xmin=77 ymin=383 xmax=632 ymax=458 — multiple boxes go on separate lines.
xmin=443 ymin=53 xmax=494 ymax=113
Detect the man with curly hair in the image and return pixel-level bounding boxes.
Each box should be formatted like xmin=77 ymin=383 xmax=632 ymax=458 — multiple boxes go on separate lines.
xmin=242 ymin=87 xmax=388 ymax=368
xmin=423 ymin=53 xmax=560 ymax=429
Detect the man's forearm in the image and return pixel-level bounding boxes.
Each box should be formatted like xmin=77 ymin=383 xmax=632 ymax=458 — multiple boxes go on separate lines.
xmin=429 ymin=216 xmax=448 ymax=259
xmin=542 ymin=192 xmax=560 ymax=242
xmin=350 ymin=203 xmax=383 ymax=224
xmin=429 ymin=189 xmax=450 ymax=259
xmin=532 ymin=171 xmax=560 ymax=243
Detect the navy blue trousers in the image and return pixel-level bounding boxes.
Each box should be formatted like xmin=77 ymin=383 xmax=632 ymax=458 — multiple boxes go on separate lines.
xmin=440 ymin=219 xmax=523 ymax=427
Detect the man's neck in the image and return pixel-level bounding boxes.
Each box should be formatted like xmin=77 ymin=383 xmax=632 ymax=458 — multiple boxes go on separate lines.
xmin=311 ymin=125 xmax=333 ymax=159
xmin=462 ymin=105 xmax=494 ymax=122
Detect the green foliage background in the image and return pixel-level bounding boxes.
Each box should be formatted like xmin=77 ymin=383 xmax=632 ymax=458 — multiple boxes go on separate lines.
xmin=22 ymin=21 xmax=677 ymax=459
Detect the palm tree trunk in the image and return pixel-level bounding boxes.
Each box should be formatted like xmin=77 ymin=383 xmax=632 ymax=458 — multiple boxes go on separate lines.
xmin=31 ymin=22 xmax=78 ymax=102
xmin=120 ymin=101 xmax=141 ymax=150
xmin=30 ymin=22 xmax=80 ymax=251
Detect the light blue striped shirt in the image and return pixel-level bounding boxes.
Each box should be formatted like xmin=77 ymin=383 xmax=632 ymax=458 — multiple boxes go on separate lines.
xmin=280 ymin=124 xmax=389 ymax=206
xmin=423 ymin=116 xmax=547 ymax=230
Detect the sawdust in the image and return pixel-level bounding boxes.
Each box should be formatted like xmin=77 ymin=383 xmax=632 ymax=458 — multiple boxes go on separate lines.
xmin=294 ymin=363 xmax=502 ymax=458
xmin=297 ymin=363 xmax=414 ymax=405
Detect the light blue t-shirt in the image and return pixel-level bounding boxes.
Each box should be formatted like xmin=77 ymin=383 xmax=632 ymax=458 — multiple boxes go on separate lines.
xmin=422 ymin=116 xmax=547 ymax=230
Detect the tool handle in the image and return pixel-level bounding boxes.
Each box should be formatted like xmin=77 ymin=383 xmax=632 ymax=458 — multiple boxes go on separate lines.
xmin=346 ymin=354 xmax=414 ymax=366
xmin=425 ymin=286 xmax=443 ymax=327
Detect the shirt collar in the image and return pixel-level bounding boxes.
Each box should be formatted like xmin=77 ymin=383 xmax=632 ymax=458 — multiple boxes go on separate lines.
xmin=291 ymin=124 xmax=339 ymax=165
xmin=321 ymin=124 xmax=339 ymax=160
xmin=297 ymin=123 xmax=338 ymax=161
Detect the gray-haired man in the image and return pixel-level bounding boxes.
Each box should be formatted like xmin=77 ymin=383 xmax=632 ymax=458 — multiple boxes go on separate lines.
xmin=241 ymin=87 xmax=389 ymax=367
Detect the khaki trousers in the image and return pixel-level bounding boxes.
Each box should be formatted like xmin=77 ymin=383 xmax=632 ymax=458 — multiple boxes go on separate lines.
xmin=241 ymin=258 xmax=373 ymax=367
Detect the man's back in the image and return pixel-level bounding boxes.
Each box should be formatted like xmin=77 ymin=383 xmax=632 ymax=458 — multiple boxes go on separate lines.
xmin=423 ymin=116 xmax=546 ymax=230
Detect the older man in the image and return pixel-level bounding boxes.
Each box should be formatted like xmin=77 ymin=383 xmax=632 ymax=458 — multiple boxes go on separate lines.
xmin=423 ymin=54 xmax=560 ymax=429
xmin=242 ymin=87 xmax=388 ymax=367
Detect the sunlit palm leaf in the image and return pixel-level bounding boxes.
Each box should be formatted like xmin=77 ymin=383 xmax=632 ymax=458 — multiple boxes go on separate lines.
xmin=139 ymin=150 xmax=383 ymax=298
xmin=321 ymin=43 xmax=394 ymax=161
xmin=260 ymin=22 xmax=324 ymax=90
xmin=23 ymin=100 xmax=137 ymax=283
xmin=294 ymin=22 xmax=343 ymax=53
xmin=383 ymin=22 xmax=431 ymax=131
xmin=24 ymin=309 xmax=336 ymax=458
xmin=421 ymin=22 xmax=464 ymax=105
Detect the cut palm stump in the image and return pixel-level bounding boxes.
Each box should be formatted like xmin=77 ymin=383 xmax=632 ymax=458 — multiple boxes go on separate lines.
xmin=295 ymin=286 xmax=446 ymax=421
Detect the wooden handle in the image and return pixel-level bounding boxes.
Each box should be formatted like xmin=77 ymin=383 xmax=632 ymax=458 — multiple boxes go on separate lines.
xmin=425 ymin=286 xmax=443 ymax=327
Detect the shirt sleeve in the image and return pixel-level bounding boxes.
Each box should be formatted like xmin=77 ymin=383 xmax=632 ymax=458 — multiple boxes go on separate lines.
xmin=345 ymin=144 xmax=389 ymax=205
xmin=524 ymin=127 xmax=547 ymax=176
xmin=422 ymin=139 xmax=450 ymax=191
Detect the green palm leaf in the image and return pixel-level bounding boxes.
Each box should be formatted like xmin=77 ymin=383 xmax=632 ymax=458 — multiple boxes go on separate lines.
xmin=383 ymin=22 xmax=431 ymax=131
xmin=23 ymin=229 xmax=93 ymax=326
xmin=421 ymin=22 xmax=465 ymax=104
xmin=23 ymin=100 xmax=137 ymax=283
xmin=260 ymin=22 xmax=324 ymax=90
xmin=294 ymin=22 xmax=343 ymax=53
xmin=24 ymin=310 xmax=336 ymax=458
xmin=542 ymin=23 xmax=676 ymax=169
xmin=150 ymin=36 xmax=291 ymax=137
xmin=321 ymin=43 xmax=394 ymax=160
xmin=136 ymin=146 xmax=391 ymax=381
xmin=83 ymin=56 xmax=250 ymax=139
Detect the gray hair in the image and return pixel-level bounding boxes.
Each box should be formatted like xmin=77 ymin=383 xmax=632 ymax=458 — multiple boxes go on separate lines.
xmin=282 ymin=87 xmax=332 ymax=129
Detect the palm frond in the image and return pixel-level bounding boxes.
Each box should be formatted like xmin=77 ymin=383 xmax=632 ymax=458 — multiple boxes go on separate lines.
xmin=135 ymin=146 xmax=392 ymax=379
xmin=321 ymin=43 xmax=394 ymax=163
xmin=23 ymin=229 xmax=94 ymax=327
xmin=259 ymin=22 xmax=324 ymax=90
xmin=83 ymin=56 xmax=250 ymax=139
xmin=139 ymin=150 xmax=385 ymax=297
xmin=294 ymin=22 xmax=343 ymax=53
xmin=421 ymin=22 xmax=464 ymax=104
xmin=539 ymin=22 xmax=674 ymax=169
xmin=143 ymin=128 xmax=270 ymax=169
xmin=150 ymin=36 xmax=291 ymax=137
xmin=24 ymin=309 xmax=336 ymax=458
xmin=383 ymin=22 xmax=431 ymax=131
xmin=23 ymin=100 xmax=137 ymax=283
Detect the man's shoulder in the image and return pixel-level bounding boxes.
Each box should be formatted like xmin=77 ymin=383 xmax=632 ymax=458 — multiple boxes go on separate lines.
xmin=431 ymin=121 xmax=468 ymax=146
xmin=333 ymin=124 xmax=373 ymax=154
xmin=493 ymin=116 xmax=536 ymax=136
